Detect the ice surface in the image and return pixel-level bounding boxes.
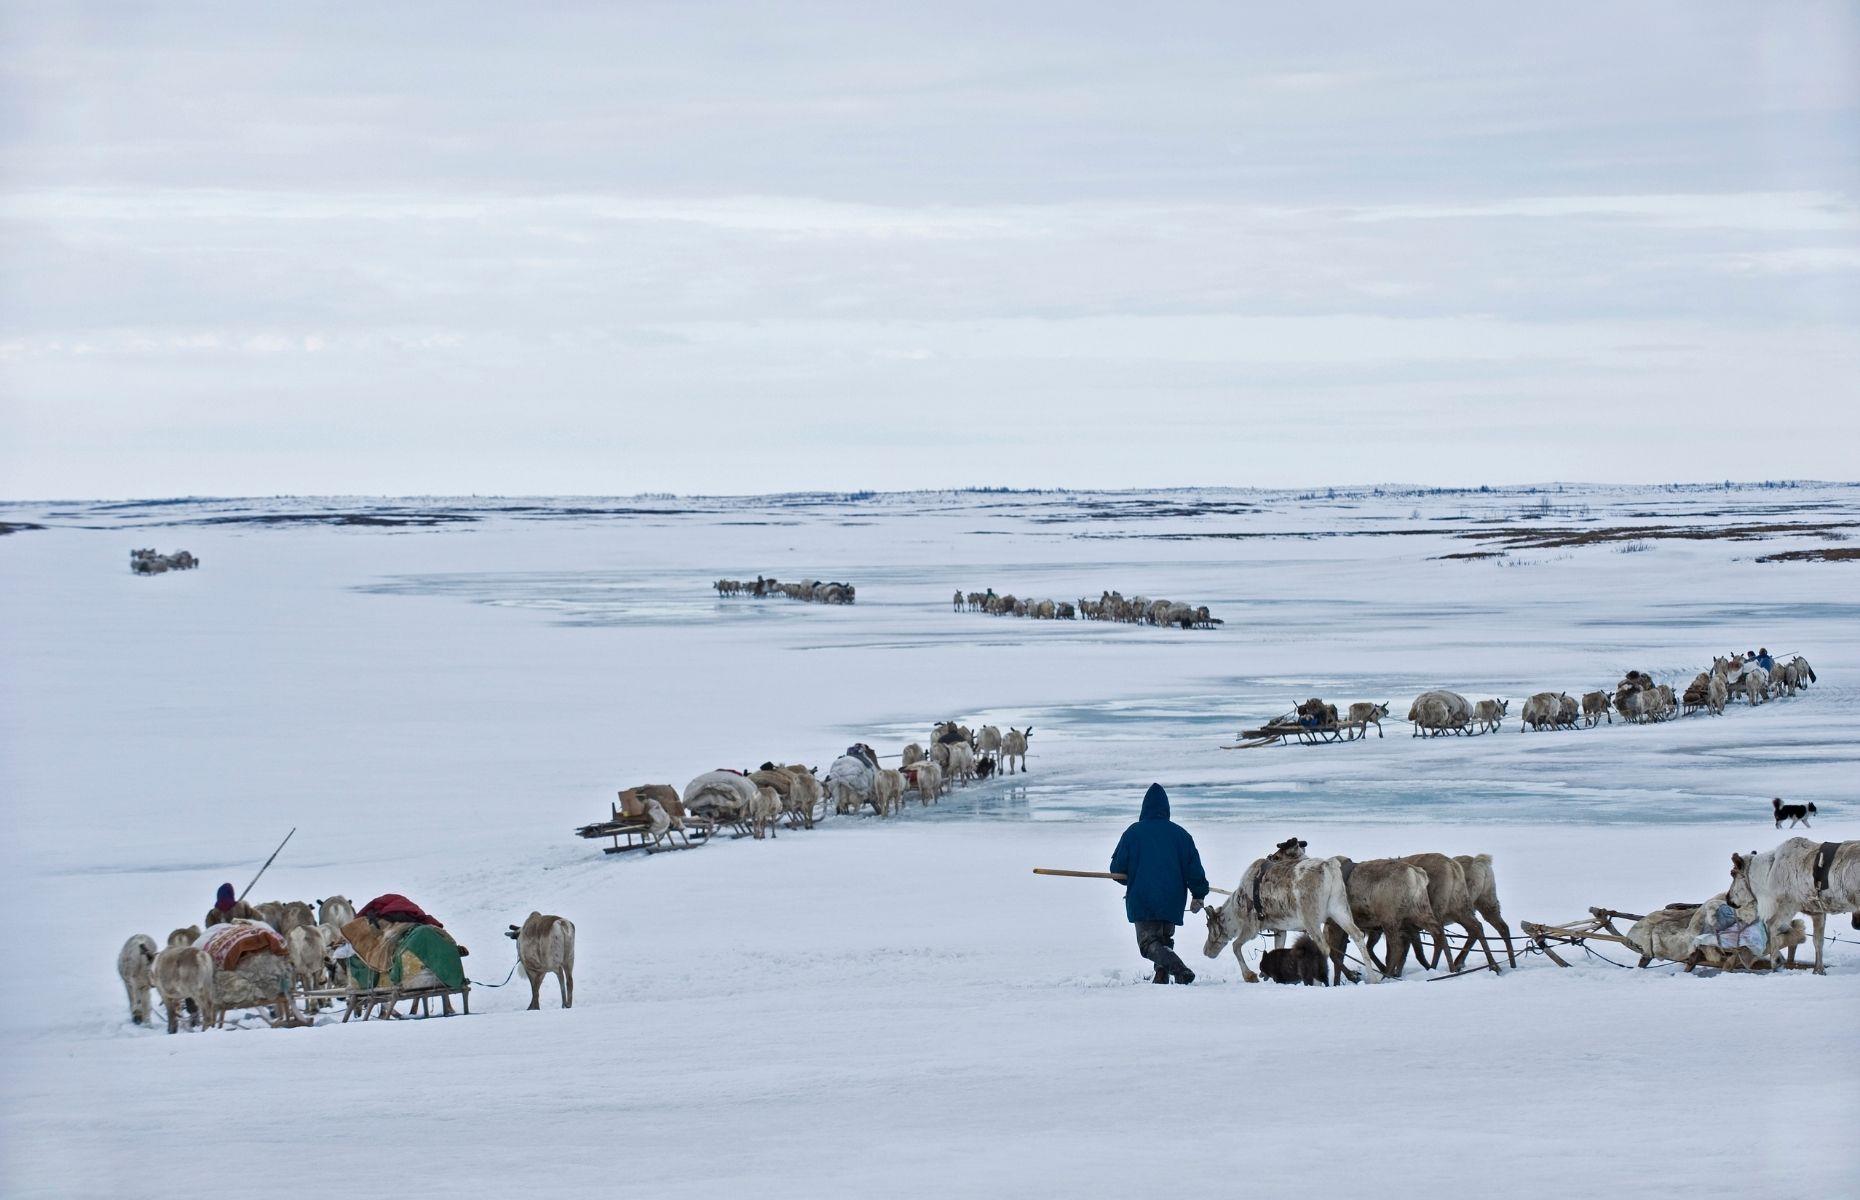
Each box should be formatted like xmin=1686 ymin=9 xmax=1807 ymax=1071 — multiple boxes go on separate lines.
xmin=1 ymin=484 xmax=1856 ymax=1197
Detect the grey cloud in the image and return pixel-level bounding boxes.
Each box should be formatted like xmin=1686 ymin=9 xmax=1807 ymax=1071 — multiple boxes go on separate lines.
xmin=2 ymin=1 xmax=1856 ymax=495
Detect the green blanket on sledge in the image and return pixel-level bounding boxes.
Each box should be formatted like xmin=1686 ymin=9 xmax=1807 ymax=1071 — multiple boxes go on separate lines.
xmin=348 ymin=923 xmax=467 ymax=991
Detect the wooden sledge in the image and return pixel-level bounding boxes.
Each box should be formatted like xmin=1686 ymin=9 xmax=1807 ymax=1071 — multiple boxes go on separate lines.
xmin=1223 ymin=710 xmax=1366 ymax=749
xmin=1521 ymin=907 xmax=1813 ymax=972
xmin=576 ymin=789 xmax=715 ymax=855
xmin=1519 ymin=908 xmax=1644 ymax=966
xmin=320 ymin=975 xmax=471 ymax=1022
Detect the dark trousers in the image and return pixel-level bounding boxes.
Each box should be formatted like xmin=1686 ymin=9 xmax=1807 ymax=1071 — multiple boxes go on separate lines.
xmin=1135 ymin=921 xmax=1189 ymax=977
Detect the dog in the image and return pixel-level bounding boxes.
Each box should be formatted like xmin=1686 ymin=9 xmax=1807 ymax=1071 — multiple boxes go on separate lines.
xmin=1257 ymin=934 xmax=1328 ymax=986
xmin=1772 ymin=797 xmax=1817 ymax=828
xmin=974 ymin=753 xmax=996 ymax=780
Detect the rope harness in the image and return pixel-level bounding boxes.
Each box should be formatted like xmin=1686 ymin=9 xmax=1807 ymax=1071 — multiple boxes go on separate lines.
xmin=469 ymin=955 xmax=522 ymax=989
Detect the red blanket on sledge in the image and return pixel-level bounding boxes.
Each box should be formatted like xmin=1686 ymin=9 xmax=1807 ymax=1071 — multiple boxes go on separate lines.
xmin=358 ymin=893 xmax=444 ymax=928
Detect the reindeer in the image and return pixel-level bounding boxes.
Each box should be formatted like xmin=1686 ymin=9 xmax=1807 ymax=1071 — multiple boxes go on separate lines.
xmin=1400 ymin=852 xmax=1502 ymax=973
xmin=1323 ymin=857 xmax=1439 ymax=980
xmin=317 ymin=895 xmax=356 ymax=928
xmin=1454 ymin=853 xmax=1515 ymax=969
xmin=117 ymin=935 xmax=158 ymax=1024
xmin=1732 ymin=838 xmax=1859 ymax=975
xmin=1000 ymin=727 xmax=1031 ymax=774
xmin=151 ymin=945 xmax=217 ymax=1033
xmin=1520 ymin=692 xmax=1568 ymax=732
xmin=1346 ymin=702 xmax=1391 ymax=738
xmin=507 ymin=913 xmax=575 ymax=1010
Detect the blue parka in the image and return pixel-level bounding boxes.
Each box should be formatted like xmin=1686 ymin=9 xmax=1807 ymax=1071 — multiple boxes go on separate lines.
xmin=1108 ymin=784 xmax=1209 ymax=925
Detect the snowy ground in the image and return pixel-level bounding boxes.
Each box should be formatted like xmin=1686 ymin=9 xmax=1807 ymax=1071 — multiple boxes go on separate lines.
xmin=2 ymin=484 xmax=1857 ymax=1197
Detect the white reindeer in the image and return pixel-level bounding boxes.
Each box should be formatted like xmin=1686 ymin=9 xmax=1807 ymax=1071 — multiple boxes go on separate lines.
xmin=116 ymin=934 xmax=158 ymax=1024
xmin=1201 ymin=839 xmax=1382 ymax=983
xmin=945 ymin=741 xmax=976 ymax=785
xmin=286 ymin=924 xmax=330 ymax=1009
xmin=1000 ymin=727 xmax=1031 ymax=774
xmin=1732 ymin=838 xmax=1859 ymax=975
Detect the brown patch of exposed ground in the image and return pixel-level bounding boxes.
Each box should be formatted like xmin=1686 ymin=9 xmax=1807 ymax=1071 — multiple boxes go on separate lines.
xmin=1458 ymin=520 xmax=1859 ymax=551
xmin=1754 ymin=547 xmax=1860 ymax=563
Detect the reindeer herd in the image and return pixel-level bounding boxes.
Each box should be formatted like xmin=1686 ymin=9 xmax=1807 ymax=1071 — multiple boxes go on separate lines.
xmin=118 ymin=893 xmax=584 ymax=1033
xmin=957 ymin=588 xmax=1221 ymax=629
xmin=118 ymin=896 xmax=359 ymax=1033
xmin=129 ymin=547 xmax=198 ymax=575
xmin=1202 ymin=836 xmax=1514 ymax=985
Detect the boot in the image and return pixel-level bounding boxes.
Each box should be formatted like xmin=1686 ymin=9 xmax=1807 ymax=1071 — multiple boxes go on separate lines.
xmin=1152 ymin=967 xmax=1170 ymax=984
xmin=1154 ymin=946 xmax=1194 ymax=984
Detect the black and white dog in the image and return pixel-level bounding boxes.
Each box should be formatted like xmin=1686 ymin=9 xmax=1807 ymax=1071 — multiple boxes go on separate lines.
xmin=1772 ymin=797 xmax=1817 ymax=828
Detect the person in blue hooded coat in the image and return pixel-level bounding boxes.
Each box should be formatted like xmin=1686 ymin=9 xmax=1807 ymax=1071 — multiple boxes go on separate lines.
xmin=1108 ymin=783 xmax=1210 ymax=983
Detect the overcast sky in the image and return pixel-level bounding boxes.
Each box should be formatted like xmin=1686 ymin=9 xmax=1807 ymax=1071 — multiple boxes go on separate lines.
xmin=3 ymin=2 xmax=1857 ymax=497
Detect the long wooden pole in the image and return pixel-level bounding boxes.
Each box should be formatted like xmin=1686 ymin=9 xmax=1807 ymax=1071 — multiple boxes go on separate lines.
xmin=1032 ymin=868 xmax=1232 ymax=896
xmin=237 ymin=827 xmax=297 ymax=904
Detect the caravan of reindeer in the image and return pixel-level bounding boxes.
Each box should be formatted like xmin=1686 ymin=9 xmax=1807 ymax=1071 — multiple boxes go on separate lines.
xmin=714 ymin=576 xmax=855 ymax=604
xmin=957 ymin=588 xmax=1220 ymax=629
xmin=1232 ymin=648 xmax=1817 ymax=751
xmin=577 ymin=718 xmax=1030 ymax=856
xmin=1401 ymin=652 xmax=1815 ymax=737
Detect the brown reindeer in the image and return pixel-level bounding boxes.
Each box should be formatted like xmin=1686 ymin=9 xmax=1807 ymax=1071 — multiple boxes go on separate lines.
xmin=508 ymin=912 xmax=576 ymax=1010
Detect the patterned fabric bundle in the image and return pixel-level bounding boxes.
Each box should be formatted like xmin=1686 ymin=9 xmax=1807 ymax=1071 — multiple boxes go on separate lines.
xmin=198 ymin=921 xmax=287 ymax=971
